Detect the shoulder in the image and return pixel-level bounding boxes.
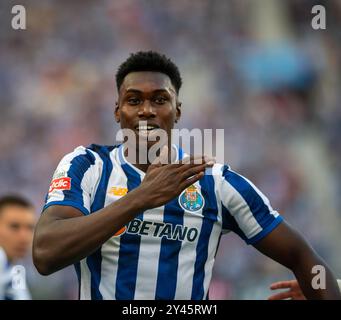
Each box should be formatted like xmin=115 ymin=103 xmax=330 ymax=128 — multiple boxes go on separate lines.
xmin=51 ymin=145 xmax=118 ymax=185
xmin=214 ymin=163 xmax=253 ymax=190
xmin=211 ymin=163 xmax=266 ymax=203
xmin=86 ymin=144 xmax=118 ymax=159
xmin=58 ymin=144 xmax=119 ymax=169
xmin=0 ymin=247 xmax=8 ymax=271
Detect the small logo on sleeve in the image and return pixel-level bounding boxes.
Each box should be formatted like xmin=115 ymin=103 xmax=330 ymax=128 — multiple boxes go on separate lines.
xmin=52 ymin=164 xmax=69 ymax=180
xmin=49 ymin=177 xmax=71 ymax=193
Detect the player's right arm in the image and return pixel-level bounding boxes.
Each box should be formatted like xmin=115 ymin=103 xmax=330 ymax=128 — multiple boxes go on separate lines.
xmin=33 ymin=148 xmax=212 ymax=275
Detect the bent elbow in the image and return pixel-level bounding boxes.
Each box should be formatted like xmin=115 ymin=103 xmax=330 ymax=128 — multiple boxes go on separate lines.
xmin=33 ymin=251 xmax=52 ymax=276
xmin=32 ymin=244 xmax=57 ymax=276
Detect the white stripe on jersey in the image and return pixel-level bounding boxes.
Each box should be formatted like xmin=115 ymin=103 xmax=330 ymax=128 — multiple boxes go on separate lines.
xmin=220 ymin=174 xmax=262 ymax=239
xmin=174 ymin=187 xmax=205 ymax=299
xmin=79 ymin=258 xmax=91 ymax=300
xmin=202 ymin=167 xmax=224 ymax=296
xmin=81 ymin=150 xmax=102 ymax=213
xmin=134 ymin=207 xmax=163 ymax=299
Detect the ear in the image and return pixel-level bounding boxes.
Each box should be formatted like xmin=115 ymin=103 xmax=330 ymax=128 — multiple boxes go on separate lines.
xmin=175 ymin=101 xmax=182 ymax=123
xmin=114 ymin=102 xmax=120 ymax=123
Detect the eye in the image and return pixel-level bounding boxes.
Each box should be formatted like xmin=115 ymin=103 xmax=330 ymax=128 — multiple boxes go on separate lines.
xmin=27 ymin=224 xmax=35 ymax=232
xmin=127 ymin=97 xmax=141 ymax=105
xmin=154 ymin=96 xmax=168 ymax=104
xmin=9 ymin=223 xmax=20 ymax=231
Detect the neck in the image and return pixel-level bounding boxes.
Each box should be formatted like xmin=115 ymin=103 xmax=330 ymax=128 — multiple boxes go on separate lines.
xmin=124 ymin=141 xmax=176 ymax=172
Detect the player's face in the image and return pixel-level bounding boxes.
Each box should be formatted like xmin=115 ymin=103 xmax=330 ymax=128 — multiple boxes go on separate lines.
xmin=0 ymin=206 xmax=35 ymax=261
xmin=115 ymin=72 xmax=181 ymax=149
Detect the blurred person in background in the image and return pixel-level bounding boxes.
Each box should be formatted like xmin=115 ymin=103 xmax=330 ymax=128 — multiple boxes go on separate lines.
xmin=0 ymin=195 xmax=36 ymax=300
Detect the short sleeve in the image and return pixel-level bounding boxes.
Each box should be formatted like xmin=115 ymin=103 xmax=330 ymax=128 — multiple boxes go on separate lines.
xmin=219 ymin=165 xmax=283 ymax=245
xmin=42 ymin=146 xmax=100 ymax=215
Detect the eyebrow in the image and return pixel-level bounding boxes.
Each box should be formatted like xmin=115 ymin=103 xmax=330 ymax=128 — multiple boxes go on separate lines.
xmin=124 ymin=88 xmax=174 ymax=95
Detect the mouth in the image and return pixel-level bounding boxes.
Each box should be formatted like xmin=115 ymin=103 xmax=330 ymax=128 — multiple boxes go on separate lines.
xmin=134 ymin=124 xmax=160 ymax=135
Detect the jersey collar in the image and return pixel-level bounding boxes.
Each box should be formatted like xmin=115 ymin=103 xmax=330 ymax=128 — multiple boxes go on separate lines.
xmin=117 ymin=144 xmax=183 ymax=176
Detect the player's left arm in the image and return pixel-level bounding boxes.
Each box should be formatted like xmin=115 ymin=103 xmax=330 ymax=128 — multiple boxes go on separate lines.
xmin=253 ymin=221 xmax=341 ymax=300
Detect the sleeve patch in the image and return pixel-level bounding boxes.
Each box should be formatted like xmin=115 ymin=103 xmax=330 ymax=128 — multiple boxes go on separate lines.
xmin=49 ymin=177 xmax=72 ymax=193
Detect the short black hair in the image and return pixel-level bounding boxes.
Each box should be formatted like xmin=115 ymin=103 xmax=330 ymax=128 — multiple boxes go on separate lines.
xmin=0 ymin=195 xmax=33 ymax=215
xmin=116 ymin=51 xmax=182 ymax=93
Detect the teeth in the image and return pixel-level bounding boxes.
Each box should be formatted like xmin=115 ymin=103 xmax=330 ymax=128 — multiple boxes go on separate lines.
xmin=137 ymin=126 xmax=157 ymax=130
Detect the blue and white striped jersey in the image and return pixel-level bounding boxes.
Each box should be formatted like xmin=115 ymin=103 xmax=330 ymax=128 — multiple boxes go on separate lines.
xmin=43 ymin=144 xmax=283 ymax=300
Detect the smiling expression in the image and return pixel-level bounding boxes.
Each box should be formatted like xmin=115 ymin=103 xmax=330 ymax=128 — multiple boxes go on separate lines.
xmin=115 ymin=71 xmax=181 ymax=149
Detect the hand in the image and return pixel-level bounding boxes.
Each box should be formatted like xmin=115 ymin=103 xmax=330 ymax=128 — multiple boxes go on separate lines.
xmin=268 ymin=280 xmax=306 ymax=300
xmin=137 ymin=146 xmax=215 ymax=209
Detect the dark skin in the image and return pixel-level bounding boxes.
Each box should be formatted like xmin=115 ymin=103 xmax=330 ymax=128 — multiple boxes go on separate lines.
xmin=115 ymin=71 xmax=181 ymax=171
xmin=33 ymin=71 xmax=341 ymax=299
xmin=33 ymin=71 xmax=210 ymax=274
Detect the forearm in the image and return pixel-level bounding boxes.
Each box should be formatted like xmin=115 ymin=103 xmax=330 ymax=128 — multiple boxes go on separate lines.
xmin=292 ymin=252 xmax=341 ymax=299
xmin=33 ymin=188 xmax=148 ymax=274
xmin=254 ymin=221 xmax=341 ymax=300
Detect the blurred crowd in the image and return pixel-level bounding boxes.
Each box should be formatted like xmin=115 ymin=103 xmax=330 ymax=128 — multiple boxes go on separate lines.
xmin=1 ymin=0 xmax=341 ymax=299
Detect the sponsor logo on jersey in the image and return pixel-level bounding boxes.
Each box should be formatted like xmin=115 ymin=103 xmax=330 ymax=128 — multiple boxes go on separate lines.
xmin=49 ymin=177 xmax=71 ymax=193
xmin=108 ymin=186 xmax=128 ymax=196
xmin=114 ymin=218 xmax=199 ymax=242
xmin=178 ymin=184 xmax=204 ymax=213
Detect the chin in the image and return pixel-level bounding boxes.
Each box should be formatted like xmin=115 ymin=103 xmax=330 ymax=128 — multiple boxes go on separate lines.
xmin=14 ymin=250 xmax=28 ymax=260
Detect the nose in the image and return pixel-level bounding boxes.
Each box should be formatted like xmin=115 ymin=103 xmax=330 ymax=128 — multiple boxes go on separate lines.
xmin=18 ymin=227 xmax=33 ymax=242
xmin=138 ymin=100 xmax=156 ymax=118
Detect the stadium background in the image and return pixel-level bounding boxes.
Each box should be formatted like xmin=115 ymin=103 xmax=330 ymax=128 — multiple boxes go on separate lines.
xmin=1 ymin=0 xmax=341 ymax=299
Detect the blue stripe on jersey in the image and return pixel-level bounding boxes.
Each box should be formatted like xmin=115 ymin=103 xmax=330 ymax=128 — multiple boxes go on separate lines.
xmin=63 ymin=149 xmax=96 ymax=210
xmin=221 ymin=165 xmax=275 ymax=229
xmin=115 ymin=157 xmax=143 ymax=300
xmin=43 ymin=200 xmax=90 ymax=216
xmin=85 ymin=145 xmax=114 ymax=300
xmin=246 ymin=215 xmax=283 ymax=244
xmin=155 ymin=199 xmax=184 ymax=300
xmin=191 ymin=174 xmax=218 ymax=300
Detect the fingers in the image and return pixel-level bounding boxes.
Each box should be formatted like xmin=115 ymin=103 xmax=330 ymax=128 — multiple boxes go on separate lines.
xmin=174 ymin=156 xmax=215 ymax=176
xmin=268 ymin=280 xmax=299 ymax=300
xmin=268 ymin=290 xmax=294 ymax=300
xmin=270 ymin=280 xmax=296 ymax=290
xmin=181 ymin=163 xmax=209 ymax=180
xmin=159 ymin=145 xmax=170 ymax=164
xmin=180 ymin=172 xmax=205 ymax=190
xmin=152 ymin=152 xmax=216 ymax=170
xmin=180 ymin=155 xmax=215 ymax=165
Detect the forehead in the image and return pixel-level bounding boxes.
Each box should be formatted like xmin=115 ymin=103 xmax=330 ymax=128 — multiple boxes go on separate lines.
xmin=0 ymin=206 xmax=35 ymax=222
xmin=120 ymin=71 xmax=175 ymax=94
